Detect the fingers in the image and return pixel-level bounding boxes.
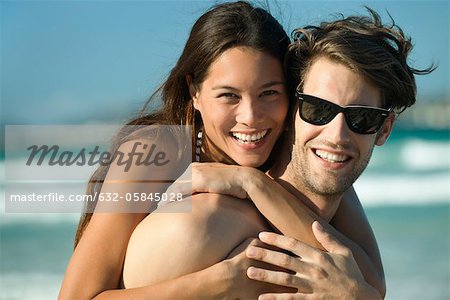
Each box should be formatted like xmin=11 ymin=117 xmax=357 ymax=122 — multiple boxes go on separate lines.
xmin=247 ymin=266 xmax=310 ymax=292
xmin=258 ymin=232 xmax=317 ymax=259
xmin=227 ymin=237 xmax=264 ymax=258
xmin=165 ymin=164 xmax=193 ymax=197
xmin=192 ymin=163 xmax=248 ymax=199
xmin=246 ymin=245 xmax=306 ymax=273
xmin=312 ymin=221 xmax=350 ymax=256
xmin=165 ymin=179 xmax=192 ymax=197
xmin=259 ymin=293 xmax=308 ymax=300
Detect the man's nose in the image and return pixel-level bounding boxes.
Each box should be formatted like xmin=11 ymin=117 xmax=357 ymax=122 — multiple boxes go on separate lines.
xmin=323 ymin=113 xmax=352 ymax=144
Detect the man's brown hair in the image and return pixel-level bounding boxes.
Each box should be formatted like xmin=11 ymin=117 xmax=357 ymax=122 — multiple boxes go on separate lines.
xmin=286 ymin=7 xmax=436 ymax=113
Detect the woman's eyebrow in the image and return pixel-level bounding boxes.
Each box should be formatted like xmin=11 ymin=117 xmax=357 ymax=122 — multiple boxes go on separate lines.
xmin=212 ymin=81 xmax=284 ymax=91
xmin=212 ymin=85 xmax=240 ymax=91
xmin=260 ymin=81 xmax=285 ymax=89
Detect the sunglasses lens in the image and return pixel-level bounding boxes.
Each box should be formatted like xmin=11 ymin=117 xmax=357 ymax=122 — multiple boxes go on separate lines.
xmin=346 ymin=108 xmax=386 ymax=134
xmin=298 ymin=94 xmax=389 ymax=134
xmin=300 ymin=97 xmax=337 ymax=125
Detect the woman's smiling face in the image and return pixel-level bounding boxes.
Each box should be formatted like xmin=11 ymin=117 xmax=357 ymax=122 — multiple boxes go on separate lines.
xmin=191 ymin=46 xmax=289 ymax=167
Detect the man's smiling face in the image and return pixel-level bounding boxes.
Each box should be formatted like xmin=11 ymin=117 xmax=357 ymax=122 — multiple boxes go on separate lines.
xmin=290 ymin=56 xmax=394 ymax=196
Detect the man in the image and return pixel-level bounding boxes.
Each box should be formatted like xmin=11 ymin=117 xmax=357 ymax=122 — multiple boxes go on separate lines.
xmin=229 ymin=8 xmax=433 ymax=298
xmin=122 ymin=8 xmax=434 ymax=299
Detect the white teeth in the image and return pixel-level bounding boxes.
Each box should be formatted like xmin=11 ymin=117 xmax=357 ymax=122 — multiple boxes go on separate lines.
xmin=315 ymin=149 xmax=348 ymax=163
xmin=232 ymin=130 xmax=268 ymax=143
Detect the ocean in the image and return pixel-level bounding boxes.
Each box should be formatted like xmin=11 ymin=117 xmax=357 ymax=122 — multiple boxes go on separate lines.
xmin=1 ymin=129 xmax=449 ymax=300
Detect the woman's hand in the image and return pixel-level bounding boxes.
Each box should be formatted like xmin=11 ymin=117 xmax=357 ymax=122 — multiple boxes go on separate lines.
xmin=245 ymin=222 xmax=382 ymax=300
xmin=165 ymin=162 xmax=254 ymax=200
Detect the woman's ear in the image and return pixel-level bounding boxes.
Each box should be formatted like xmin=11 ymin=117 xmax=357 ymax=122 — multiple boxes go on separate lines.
xmin=375 ymin=113 xmax=395 ymax=146
xmin=186 ymin=75 xmax=200 ymax=110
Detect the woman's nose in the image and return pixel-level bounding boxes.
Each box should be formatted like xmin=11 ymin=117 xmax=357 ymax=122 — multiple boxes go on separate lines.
xmin=235 ymin=96 xmax=263 ymax=126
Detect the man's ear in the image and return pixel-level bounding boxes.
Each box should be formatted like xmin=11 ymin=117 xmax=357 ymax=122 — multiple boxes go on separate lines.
xmin=186 ymin=75 xmax=200 ymax=110
xmin=375 ymin=113 xmax=395 ymax=146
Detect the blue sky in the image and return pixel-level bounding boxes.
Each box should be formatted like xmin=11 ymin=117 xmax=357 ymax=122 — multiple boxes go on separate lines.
xmin=1 ymin=0 xmax=449 ymax=124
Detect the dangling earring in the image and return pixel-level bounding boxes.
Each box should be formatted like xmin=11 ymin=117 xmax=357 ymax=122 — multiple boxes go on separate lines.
xmin=191 ymin=103 xmax=203 ymax=162
xmin=196 ymin=129 xmax=203 ymax=162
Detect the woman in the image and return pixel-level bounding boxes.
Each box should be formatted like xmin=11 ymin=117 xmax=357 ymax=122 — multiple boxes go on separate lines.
xmin=59 ymin=2 xmax=382 ymax=299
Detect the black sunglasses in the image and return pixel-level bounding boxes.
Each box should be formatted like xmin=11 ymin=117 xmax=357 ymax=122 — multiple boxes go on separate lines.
xmin=297 ymin=93 xmax=392 ymax=134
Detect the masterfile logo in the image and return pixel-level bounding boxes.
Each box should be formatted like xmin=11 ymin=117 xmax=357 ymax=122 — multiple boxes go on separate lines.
xmin=4 ymin=125 xmax=192 ymax=213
